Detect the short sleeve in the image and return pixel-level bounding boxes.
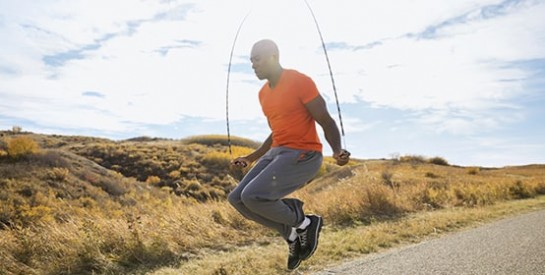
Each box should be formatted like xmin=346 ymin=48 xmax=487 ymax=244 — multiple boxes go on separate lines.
xmin=299 ymin=74 xmax=320 ymax=104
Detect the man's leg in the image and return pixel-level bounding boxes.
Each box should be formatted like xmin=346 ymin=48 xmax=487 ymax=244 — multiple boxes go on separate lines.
xmin=228 ymin=154 xmax=289 ymax=237
xmin=228 ymin=147 xmax=322 ymax=239
xmin=238 ymin=147 xmax=322 ymax=238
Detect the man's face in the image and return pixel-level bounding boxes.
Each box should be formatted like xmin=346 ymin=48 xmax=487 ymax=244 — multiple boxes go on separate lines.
xmin=250 ymin=47 xmax=274 ymax=80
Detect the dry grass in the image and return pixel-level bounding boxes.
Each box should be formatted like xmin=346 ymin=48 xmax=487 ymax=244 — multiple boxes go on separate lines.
xmin=294 ymin=161 xmax=545 ymax=228
xmin=181 ymin=135 xmax=261 ymax=149
xmin=4 ymin=135 xmax=40 ymax=158
xmin=1 ymin=132 xmax=545 ymax=274
xmin=150 ymin=195 xmax=545 ymax=275
xmin=0 ymin=194 xmax=270 ymax=274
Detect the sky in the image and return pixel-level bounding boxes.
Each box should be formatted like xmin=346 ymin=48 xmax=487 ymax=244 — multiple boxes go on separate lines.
xmin=1 ymin=0 xmax=544 ymax=167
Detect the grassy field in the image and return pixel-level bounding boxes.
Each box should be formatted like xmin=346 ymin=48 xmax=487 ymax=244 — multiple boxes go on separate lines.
xmin=152 ymin=195 xmax=545 ymax=275
xmin=1 ymin=131 xmax=544 ymax=274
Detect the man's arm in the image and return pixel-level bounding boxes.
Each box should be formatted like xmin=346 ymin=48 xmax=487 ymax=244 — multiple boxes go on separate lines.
xmin=305 ymin=95 xmax=350 ymax=166
xmin=231 ymin=133 xmax=272 ymax=167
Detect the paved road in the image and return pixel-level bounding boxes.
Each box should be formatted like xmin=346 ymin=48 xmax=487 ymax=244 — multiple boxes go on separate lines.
xmin=314 ymin=209 xmax=545 ymax=275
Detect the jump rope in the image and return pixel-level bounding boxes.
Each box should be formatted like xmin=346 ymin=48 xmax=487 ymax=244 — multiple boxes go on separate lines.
xmin=225 ymin=0 xmax=348 ymax=163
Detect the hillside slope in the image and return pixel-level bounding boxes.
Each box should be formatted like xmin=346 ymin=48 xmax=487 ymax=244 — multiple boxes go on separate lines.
xmin=0 ymin=148 xmax=155 ymax=228
xmin=1 ymin=131 xmax=544 ymax=274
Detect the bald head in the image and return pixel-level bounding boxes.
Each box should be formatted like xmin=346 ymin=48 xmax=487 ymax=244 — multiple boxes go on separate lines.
xmin=250 ymin=39 xmax=282 ymax=81
xmin=251 ymin=39 xmax=279 ymax=58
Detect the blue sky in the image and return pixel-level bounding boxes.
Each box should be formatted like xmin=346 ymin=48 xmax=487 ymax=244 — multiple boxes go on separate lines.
xmin=1 ymin=0 xmax=544 ymax=167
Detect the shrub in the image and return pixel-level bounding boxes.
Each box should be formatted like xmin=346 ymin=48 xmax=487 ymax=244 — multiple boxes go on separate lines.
xmin=96 ymin=178 xmax=126 ymax=196
xmin=419 ymin=183 xmax=451 ymax=209
xmin=32 ymin=150 xmax=68 ymax=167
xmin=381 ymin=171 xmax=395 ymax=188
xmin=184 ymin=179 xmax=202 ymax=191
xmin=425 ymin=172 xmax=439 ymax=178
xmin=202 ymin=151 xmax=230 ymax=167
xmin=428 ymin=156 xmax=449 ymax=166
xmin=48 ymin=167 xmax=69 ymax=182
xmin=364 ymin=184 xmax=405 ymax=216
xmin=453 ymin=184 xmax=498 ymax=207
xmin=168 ymin=170 xmax=181 ymax=179
xmin=146 ymin=176 xmax=161 ymax=186
xmin=536 ymin=182 xmax=545 ymax=195
xmin=181 ymin=135 xmax=260 ymax=148
xmin=20 ymin=205 xmax=55 ymax=225
xmin=466 ymin=167 xmax=480 ymax=175
xmin=399 ymin=155 xmax=427 ymax=164
xmin=509 ymin=180 xmax=534 ymax=199
xmin=7 ymin=136 xmax=40 ymax=158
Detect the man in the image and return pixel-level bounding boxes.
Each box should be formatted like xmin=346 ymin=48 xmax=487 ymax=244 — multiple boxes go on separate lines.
xmin=228 ymin=39 xmax=350 ymax=271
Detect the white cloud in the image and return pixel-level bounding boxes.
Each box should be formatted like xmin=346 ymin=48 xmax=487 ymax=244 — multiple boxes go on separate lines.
xmin=0 ymin=0 xmax=544 ymax=166
xmin=332 ymin=1 xmax=545 ymax=135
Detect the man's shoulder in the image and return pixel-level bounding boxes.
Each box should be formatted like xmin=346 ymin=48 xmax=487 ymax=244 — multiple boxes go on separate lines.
xmin=284 ymin=69 xmax=314 ymax=84
xmin=284 ymin=69 xmax=309 ymax=78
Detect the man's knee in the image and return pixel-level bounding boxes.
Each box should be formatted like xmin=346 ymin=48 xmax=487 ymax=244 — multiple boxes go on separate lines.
xmin=240 ymin=189 xmax=266 ymax=210
xmin=227 ymin=190 xmax=241 ymax=209
xmin=231 ymin=184 xmax=272 ymax=211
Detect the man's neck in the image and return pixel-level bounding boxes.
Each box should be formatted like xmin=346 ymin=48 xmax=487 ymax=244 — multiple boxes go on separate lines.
xmin=268 ymin=66 xmax=283 ymax=88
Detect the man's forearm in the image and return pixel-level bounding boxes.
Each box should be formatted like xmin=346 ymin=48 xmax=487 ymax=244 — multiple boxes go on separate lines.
xmin=246 ymin=134 xmax=272 ymax=162
xmin=323 ymin=118 xmax=343 ymax=154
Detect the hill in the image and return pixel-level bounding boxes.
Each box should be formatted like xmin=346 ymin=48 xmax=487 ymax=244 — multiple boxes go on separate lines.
xmin=3 ymin=132 xmax=264 ymax=200
xmin=0 ymin=131 xmax=544 ymax=274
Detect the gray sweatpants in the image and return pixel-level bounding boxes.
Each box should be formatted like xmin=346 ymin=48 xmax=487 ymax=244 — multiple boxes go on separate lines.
xmin=228 ymin=146 xmax=323 ymax=240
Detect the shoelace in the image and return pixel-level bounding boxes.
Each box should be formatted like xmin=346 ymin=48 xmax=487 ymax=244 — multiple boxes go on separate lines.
xmin=288 ymin=241 xmax=298 ymax=256
xmin=299 ymin=230 xmax=308 ymax=247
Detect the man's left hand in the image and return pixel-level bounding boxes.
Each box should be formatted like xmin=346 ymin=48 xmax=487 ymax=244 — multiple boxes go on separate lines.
xmin=333 ymin=149 xmax=350 ymax=166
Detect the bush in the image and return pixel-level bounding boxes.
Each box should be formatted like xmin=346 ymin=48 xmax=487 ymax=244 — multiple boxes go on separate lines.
xmin=425 ymin=172 xmax=439 ymax=178
xmin=47 ymin=167 xmax=69 ymax=182
xmin=419 ymin=183 xmax=451 ymax=209
xmin=381 ymin=171 xmax=395 ymax=188
xmin=96 ymin=178 xmax=127 ymax=196
xmin=428 ymin=156 xmax=449 ymax=166
xmin=7 ymin=136 xmax=40 ymax=158
xmin=364 ymin=184 xmax=405 ymax=216
xmin=535 ymin=182 xmax=545 ymax=195
xmin=181 ymin=135 xmax=260 ymax=148
xmin=509 ymin=181 xmax=534 ymax=199
xmin=202 ymin=151 xmax=230 ymax=167
xmin=466 ymin=167 xmax=480 ymax=175
xmin=146 ymin=176 xmax=161 ymax=186
xmin=168 ymin=170 xmax=181 ymax=179
xmin=32 ymin=150 xmax=69 ymax=167
xmin=399 ymin=155 xmax=427 ymax=164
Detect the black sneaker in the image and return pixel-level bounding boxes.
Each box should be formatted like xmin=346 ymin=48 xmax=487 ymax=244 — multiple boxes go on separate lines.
xmin=287 ymin=238 xmax=302 ymax=270
xmin=297 ymin=215 xmax=323 ymax=260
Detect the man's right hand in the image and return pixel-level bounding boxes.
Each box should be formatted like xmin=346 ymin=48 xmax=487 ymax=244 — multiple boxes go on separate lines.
xmin=231 ymin=157 xmax=250 ymax=168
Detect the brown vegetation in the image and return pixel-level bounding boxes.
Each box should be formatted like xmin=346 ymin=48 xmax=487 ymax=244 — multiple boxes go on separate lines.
xmin=5 ymin=136 xmax=40 ymax=159
xmin=0 ymin=131 xmax=544 ymax=274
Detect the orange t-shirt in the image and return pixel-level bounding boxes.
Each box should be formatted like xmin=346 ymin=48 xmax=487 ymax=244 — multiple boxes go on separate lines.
xmin=258 ymin=69 xmax=322 ymax=152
